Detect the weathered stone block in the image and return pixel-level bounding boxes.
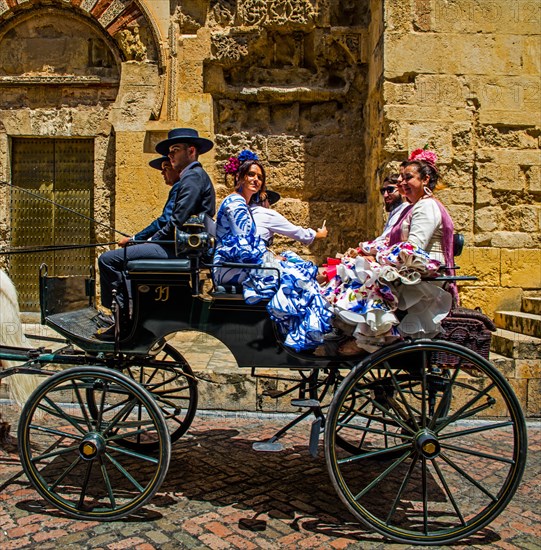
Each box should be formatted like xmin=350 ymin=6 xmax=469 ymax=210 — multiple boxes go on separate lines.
xmin=527 ymin=165 xmax=541 ymax=192
xmin=383 ymin=81 xmax=415 ymax=105
xmin=474 ymin=206 xmax=500 ymax=233
xmin=446 ymin=204 xmax=472 ymax=233
xmin=266 ymin=136 xmax=304 ymax=163
xmin=477 ymin=149 xmax=541 ymax=166
xmin=478 ymin=125 xmax=540 ymax=149
xmin=501 ymin=249 xmax=541 ymax=288
xmin=384 ymin=104 xmax=471 ymax=123
xmin=466 ymin=76 xmax=541 ymax=114
xmin=505 ymin=206 xmax=540 ymax=233
xmin=413 ymin=74 xmax=466 ymax=109
xmin=458 ymin=247 xmax=501 ymax=286
xmin=492 ymin=232 xmax=538 ymax=249
xmin=527 ymin=378 xmax=541 ymax=417
xmin=385 ymin=33 xmax=524 ymax=77
xmin=177 ymin=91 xmax=213 ymax=130
xmin=515 ymin=359 xmax=541 ymax=379
xmin=491 ymin=356 xmax=516 ymax=378
xmin=475 ymin=163 xmax=524 ymax=191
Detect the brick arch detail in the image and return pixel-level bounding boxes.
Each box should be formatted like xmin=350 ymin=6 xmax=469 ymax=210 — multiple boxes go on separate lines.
xmin=0 ymin=0 xmax=166 ymax=119
xmin=0 ymin=0 xmax=164 ymax=69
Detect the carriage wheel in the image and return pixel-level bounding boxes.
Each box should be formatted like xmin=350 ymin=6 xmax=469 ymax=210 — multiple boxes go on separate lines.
xmin=18 ymin=367 xmax=171 ymax=521
xmin=324 ymin=340 xmax=527 ymax=545
xmin=87 ymin=344 xmax=198 ymax=451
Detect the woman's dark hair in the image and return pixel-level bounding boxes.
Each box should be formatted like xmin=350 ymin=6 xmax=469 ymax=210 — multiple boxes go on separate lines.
xmin=403 ymin=160 xmax=439 ymax=190
xmin=235 ymin=160 xmax=266 ymax=193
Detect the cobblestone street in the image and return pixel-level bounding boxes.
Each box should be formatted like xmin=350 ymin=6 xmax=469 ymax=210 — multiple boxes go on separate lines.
xmin=1 ymin=410 xmax=540 ymax=550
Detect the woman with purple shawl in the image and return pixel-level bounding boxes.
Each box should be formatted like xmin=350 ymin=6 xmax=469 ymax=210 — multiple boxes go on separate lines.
xmin=321 ymin=149 xmax=457 ymax=356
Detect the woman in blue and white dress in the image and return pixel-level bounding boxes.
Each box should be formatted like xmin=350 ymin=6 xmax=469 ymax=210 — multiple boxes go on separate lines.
xmin=213 ymin=158 xmax=268 ymax=287
xmin=213 ymin=151 xmax=332 ymax=352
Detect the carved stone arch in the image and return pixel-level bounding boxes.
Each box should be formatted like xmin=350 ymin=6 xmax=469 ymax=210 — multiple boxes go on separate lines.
xmin=0 ymin=0 xmax=166 ymax=120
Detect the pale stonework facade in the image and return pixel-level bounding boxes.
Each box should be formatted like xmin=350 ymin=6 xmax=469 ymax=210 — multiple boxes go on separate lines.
xmin=0 ymin=0 xmax=538 ymax=302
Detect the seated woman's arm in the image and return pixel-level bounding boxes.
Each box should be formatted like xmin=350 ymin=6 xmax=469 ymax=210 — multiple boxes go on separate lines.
xmin=263 ymin=209 xmax=317 ymax=245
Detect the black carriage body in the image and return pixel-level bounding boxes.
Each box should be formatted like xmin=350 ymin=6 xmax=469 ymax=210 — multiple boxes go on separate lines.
xmin=40 ymin=259 xmax=342 ymax=369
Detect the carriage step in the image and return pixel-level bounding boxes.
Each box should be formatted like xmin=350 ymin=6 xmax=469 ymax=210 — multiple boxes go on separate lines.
xmin=252 ymin=440 xmax=284 ymax=452
xmin=291 ymin=398 xmax=320 ymax=408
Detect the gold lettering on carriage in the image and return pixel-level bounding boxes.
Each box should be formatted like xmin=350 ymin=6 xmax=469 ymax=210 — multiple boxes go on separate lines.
xmin=154 ymin=286 xmax=170 ymax=302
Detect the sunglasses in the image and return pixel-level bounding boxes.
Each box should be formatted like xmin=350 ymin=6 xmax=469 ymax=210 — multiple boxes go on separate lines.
xmin=380 ymin=186 xmax=397 ymax=195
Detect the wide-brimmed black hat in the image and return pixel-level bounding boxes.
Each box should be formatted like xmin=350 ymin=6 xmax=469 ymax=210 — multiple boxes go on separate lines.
xmin=251 ymin=189 xmax=281 ymax=206
xmin=149 ymin=156 xmax=170 ymax=170
xmin=156 ymin=128 xmax=214 ymax=156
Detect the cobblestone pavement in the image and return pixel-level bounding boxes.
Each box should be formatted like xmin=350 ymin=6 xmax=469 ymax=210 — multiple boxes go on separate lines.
xmin=0 ymin=410 xmax=539 ymax=550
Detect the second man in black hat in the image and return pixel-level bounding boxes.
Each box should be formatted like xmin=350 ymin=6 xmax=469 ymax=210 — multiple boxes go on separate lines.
xmin=96 ymin=128 xmax=215 ymax=338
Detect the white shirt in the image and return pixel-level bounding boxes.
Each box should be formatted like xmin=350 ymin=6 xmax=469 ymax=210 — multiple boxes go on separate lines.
xmin=249 ymin=205 xmax=316 ymax=245
xmin=399 ymin=198 xmax=445 ymax=262
xmin=380 ymin=202 xmax=409 ymax=240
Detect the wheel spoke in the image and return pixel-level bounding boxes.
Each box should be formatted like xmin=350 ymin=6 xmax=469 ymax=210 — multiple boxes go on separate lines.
xmin=104 ymin=452 xmax=145 ymax=492
xmin=439 ymin=443 xmax=515 ymax=464
xmin=385 ymin=452 xmax=419 ymax=525
xmin=71 ymin=381 xmax=94 ymax=431
xmin=438 ymin=451 xmax=498 ymax=501
xmin=435 ymin=382 xmax=496 ymax=433
xmin=77 ymin=461 xmax=93 ymax=510
xmin=439 ymin=421 xmax=514 ymax=440
xmin=421 ymin=351 xmax=428 ymax=429
xmin=30 ymin=442 xmax=81 ymax=462
xmin=99 ymin=457 xmax=117 ymax=509
xmin=354 ymin=451 xmax=412 ymax=500
xmin=422 ymin=457 xmax=428 ymax=535
xmin=50 ymin=456 xmax=83 ymax=490
xmin=41 ymin=396 xmax=87 ymax=436
xmin=431 ymin=457 xmax=466 ymax=525
xmin=389 ymin=369 xmax=420 ymax=432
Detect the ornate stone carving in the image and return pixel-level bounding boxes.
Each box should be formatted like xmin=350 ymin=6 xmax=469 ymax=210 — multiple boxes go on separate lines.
xmin=209 ymin=0 xmax=235 ymax=27
xmin=99 ymin=0 xmax=130 ymax=29
xmin=174 ymin=5 xmax=201 ymax=34
xmin=238 ymin=0 xmax=316 ymax=27
xmin=80 ymin=0 xmax=99 ymax=13
xmin=211 ymin=33 xmax=249 ymax=63
xmin=0 ymin=0 xmax=9 ymax=17
xmin=328 ymin=30 xmax=364 ymax=64
xmin=115 ymin=26 xmax=147 ymax=62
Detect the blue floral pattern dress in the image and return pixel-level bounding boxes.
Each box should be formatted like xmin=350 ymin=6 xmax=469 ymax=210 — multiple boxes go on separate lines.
xmin=213 ymin=193 xmax=332 ymax=351
xmin=213 ymin=193 xmax=267 ymax=286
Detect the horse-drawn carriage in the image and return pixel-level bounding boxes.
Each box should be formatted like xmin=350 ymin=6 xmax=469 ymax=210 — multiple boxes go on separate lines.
xmin=0 ymin=234 xmax=527 ymax=545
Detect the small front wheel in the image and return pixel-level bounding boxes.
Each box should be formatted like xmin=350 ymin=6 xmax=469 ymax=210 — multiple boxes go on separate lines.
xmin=18 ymin=366 xmax=171 ymax=521
xmin=324 ymin=340 xmax=527 ymax=545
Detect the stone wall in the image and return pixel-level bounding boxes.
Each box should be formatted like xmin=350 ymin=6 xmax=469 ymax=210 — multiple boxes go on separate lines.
xmin=377 ymin=0 xmax=541 ymax=315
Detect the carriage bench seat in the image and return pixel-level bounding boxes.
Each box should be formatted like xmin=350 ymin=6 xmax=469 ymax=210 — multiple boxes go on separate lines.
xmin=126 ymin=259 xmax=192 ymax=273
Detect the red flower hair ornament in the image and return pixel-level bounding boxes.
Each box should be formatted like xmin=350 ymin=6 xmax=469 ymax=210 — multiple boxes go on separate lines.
xmin=408 ymin=148 xmax=438 ymax=166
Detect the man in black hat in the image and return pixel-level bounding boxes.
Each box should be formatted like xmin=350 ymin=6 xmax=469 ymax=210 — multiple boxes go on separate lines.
xmin=96 ymin=128 xmax=215 ymax=338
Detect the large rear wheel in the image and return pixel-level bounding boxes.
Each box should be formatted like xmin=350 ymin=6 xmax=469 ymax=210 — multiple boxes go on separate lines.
xmin=324 ymin=340 xmax=527 ymax=545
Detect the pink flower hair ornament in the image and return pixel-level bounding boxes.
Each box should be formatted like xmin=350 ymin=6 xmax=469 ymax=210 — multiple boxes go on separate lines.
xmin=224 ymin=156 xmax=241 ymax=175
xmin=408 ymin=148 xmax=438 ymax=165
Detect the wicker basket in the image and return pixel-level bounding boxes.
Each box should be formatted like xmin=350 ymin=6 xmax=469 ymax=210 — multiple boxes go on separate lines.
xmin=436 ymin=307 xmax=496 ymax=365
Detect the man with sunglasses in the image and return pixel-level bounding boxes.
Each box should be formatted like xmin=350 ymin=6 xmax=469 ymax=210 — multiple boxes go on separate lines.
xmin=95 ymin=128 xmax=215 ymax=339
xmin=379 ymin=173 xmax=408 ymax=240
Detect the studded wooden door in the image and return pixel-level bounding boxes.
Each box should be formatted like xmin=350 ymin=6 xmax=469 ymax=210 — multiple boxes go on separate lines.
xmin=10 ymin=138 xmax=94 ymax=311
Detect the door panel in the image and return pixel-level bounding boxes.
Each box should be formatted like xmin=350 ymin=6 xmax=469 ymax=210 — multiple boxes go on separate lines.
xmin=10 ymin=138 xmax=94 ymax=311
